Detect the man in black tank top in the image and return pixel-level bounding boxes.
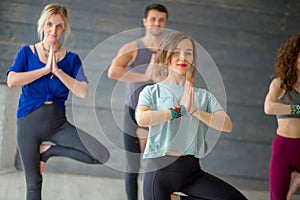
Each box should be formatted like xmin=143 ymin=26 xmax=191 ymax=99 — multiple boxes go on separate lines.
xmin=108 ymin=4 xmax=169 ymax=200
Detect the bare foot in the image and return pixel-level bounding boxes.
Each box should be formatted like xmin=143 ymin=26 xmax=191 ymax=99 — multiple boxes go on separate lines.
xmin=39 ymin=144 xmax=51 ymax=174
xmin=287 ymin=171 xmax=300 ymax=200
xmin=170 ymin=193 xmax=181 ymax=200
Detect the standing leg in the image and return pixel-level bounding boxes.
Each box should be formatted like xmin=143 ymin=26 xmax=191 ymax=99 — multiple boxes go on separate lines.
xmin=286 ymin=136 xmax=300 ymax=200
xmin=17 ymin=118 xmax=45 ymax=200
xmin=269 ymin=136 xmax=291 ymax=200
xmin=124 ymin=133 xmax=141 ymax=200
xmin=123 ymin=105 xmax=141 ymax=200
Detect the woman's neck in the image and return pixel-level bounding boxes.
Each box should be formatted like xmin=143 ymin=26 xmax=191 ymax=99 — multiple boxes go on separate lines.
xmin=163 ymin=71 xmax=186 ymax=85
xmin=41 ymin=41 xmax=61 ymax=53
xmin=141 ymin=34 xmax=162 ymax=50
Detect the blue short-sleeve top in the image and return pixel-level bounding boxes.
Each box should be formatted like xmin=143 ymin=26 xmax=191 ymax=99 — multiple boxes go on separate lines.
xmin=7 ymin=45 xmax=88 ymax=118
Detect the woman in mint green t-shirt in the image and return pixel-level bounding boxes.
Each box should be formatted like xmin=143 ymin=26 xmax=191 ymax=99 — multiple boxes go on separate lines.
xmin=135 ymin=32 xmax=246 ymax=200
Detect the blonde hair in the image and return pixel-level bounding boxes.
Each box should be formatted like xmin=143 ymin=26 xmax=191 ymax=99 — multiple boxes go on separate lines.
xmin=154 ymin=32 xmax=197 ymax=81
xmin=37 ymin=3 xmax=70 ymax=44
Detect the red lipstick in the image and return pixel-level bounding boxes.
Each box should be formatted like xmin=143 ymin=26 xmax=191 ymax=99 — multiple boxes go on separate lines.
xmin=177 ymin=63 xmax=187 ymax=67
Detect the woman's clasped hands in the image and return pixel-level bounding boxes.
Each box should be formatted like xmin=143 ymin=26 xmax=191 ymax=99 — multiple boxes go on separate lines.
xmin=44 ymin=46 xmax=60 ymax=79
xmin=180 ymin=80 xmax=197 ymax=115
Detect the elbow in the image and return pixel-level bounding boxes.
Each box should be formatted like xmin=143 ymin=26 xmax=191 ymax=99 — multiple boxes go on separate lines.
xmin=75 ymin=84 xmax=89 ymax=99
xmin=7 ymin=82 xmax=13 ymax=88
xmin=107 ymin=70 xmax=113 ymax=79
xmin=135 ymin=113 xmax=150 ymax=127
xmin=264 ymin=108 xmax=270 ymax=115
xmin=7 ymin=79 xmax=16 ymax=88
xmin=79 ymin=93 xmax=88 ymax=99
xmin=264 ymin=104 xmax=272 ymax=115
xmin=222 ymin=117 xmax=233 ymax=133
xmin=136 ymin=121 xmax=143 ymax=126
xmin=264 ymin=100 xmax=277 ymax=115
xmin=79 ymin=90 xmax=88 ymax=99
xmin=222 ymin=126 xmax=232 ymax=133
xmin=7 ymin=73 xmax=18 ymax=88
xmin=136 ymin=118 xmax=147 ymax=127
xmin=137 ymin=121 xmax=148 ymax=127
xmin=224 ymin=121 xmax=233 ymax=133
xmin=225 ymin=125 xmax=233 ymax=133
xmin=83 ymin=88 xmax=89 ymax=98
xmin=107 ymin=69 xmax=119 ymax=80
xmin=7 ymin=74 xmax=13 ymax=88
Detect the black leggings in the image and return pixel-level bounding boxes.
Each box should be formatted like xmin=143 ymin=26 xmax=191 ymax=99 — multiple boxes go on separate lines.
xmin=143 ymin=156 xmax=247 ymax=200
xmin=17 ymin=104 xmax=109 ymax=200
xmin=123 ymin=105 xmax=147 ymax=200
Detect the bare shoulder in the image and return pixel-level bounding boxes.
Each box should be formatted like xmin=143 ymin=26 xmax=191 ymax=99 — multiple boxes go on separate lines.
xmin=29 ymin=44 xmax=35 ymax=53
xmin=112 ymin=40 xmax=138 ymax=65
xmin=29 ymin=42 xmax=42 ymax=53
xmin=270 ymin=78 xmax=282 ymax=89
xmin=118 ymin=40 xmax=138 ymax=55
xmin=269 ymin=78 xmax=285 ymax=98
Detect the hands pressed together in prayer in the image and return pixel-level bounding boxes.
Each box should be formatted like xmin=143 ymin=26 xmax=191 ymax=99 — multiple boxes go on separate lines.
xmin=44 ymin=46 xmax=60 ymax=79
xmin=180 ymin=80 xmax=197 ymax=115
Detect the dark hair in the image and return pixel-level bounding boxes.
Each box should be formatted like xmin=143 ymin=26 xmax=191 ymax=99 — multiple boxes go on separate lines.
xmin=274 ymin=34 xmax=300 ymax=97
xmin=143 ymin=3 xmax=168 ymax=19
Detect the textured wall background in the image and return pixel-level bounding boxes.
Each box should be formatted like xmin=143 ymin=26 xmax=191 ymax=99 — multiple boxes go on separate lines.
xmin=0 ymin=0 xmax=299 ymax=191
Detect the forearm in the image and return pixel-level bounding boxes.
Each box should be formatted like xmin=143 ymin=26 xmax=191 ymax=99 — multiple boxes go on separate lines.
xmin=53 ymin=69 xmax=88 ymax=99
xmin=264 ymin=101 xmax=291 ymax=115
xmin=108 ymin=66 xmax=149 ymax=83
xmin=136 ymin=109 xmax=172 ymax=127
xmin=192 ymin=110 xmax=232 ymax=132
xmin=7 ymin=68 xmax=49 ymax=87
xmin=264 ymin=79 xmax=293 ymax=115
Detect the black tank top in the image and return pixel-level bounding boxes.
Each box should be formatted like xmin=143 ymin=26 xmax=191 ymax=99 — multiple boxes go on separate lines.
xmin=125 ymin=39 xmax=155 ymax=109
xmin=277 ymin=90 xmax=300 ymax=118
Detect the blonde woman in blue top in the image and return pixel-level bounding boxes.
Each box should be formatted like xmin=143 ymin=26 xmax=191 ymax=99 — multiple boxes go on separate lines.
xmin=7 ymin=4 xmax=109 ymax=200
xmin=135 ymin=32 xmax=246 ymax=200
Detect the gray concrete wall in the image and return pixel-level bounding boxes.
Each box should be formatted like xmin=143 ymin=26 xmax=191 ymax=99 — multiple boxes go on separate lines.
xmin=0 ymin=85 xmax=20 ymax=173
xmin=0 ymin=0 xmax=300 ymax=191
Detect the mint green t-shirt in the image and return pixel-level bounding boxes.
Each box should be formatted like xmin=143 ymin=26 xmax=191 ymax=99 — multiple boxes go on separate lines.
xmin=137 ymin=82 xmax=223 ymax=159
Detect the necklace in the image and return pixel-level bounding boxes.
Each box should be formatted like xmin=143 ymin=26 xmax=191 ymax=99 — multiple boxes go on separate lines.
xmin=42 ymin=42 xmax=61 ymax=62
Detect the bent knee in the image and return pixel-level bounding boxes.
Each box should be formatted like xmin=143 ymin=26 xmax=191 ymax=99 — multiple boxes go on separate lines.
xmin=96 ymin=147 xmax=110 ymax=164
